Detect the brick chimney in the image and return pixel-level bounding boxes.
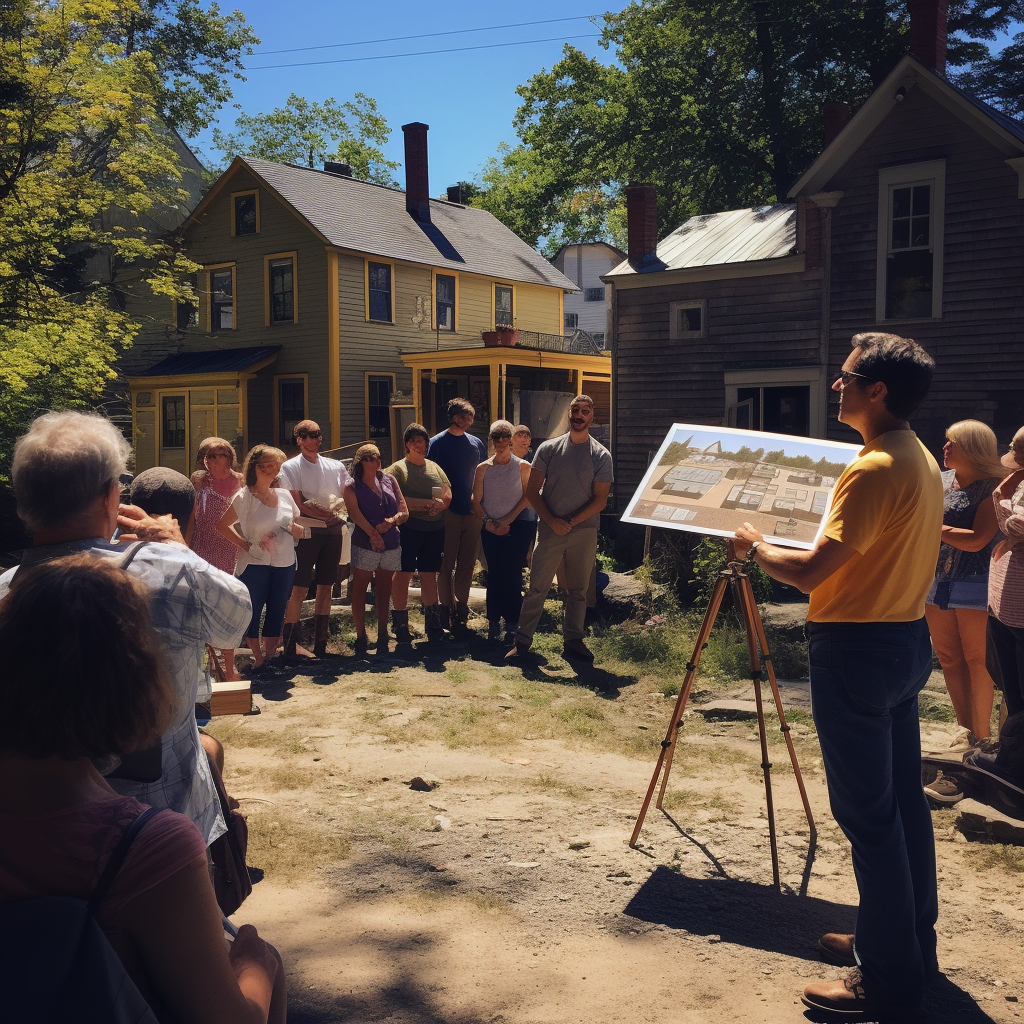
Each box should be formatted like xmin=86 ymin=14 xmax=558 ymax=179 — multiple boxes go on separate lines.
xmin=908 ymin=0 xmax=948 ymax=74
xmin=822 ymin=102 xmax=852 ymax=147
xmin=625 ymin=184 xmax=658 ymax=267
xmin=402 ymin=122 xmax=430 ymax=221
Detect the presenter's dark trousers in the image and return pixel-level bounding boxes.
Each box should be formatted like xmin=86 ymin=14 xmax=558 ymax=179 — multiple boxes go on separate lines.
xmin=807 ymin=618 xmax=937 ymax=1010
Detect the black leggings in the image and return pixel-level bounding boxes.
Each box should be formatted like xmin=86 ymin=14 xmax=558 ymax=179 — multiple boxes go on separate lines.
xmin=480 ymin=519 xmax=533 ymax=624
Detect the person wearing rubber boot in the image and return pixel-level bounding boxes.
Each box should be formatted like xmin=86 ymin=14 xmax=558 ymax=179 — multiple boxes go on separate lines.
xmin=279 ymin=420 xmax=349 ymax=658
xmin=734 ymin=333 xmax=942 ymax=1020
xmin=386 ymin=423 xmax=451 ymax=643
xmin=505 ymin=395 xmax=612 ymax=665
xmin=428 ymin=398 xmax=487 ymax=638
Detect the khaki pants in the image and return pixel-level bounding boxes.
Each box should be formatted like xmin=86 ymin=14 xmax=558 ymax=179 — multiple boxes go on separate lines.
xmin=438 ymin=510 xmax=483 ymax=609
xmin=515 ymin=524 xmax=598 ymax=646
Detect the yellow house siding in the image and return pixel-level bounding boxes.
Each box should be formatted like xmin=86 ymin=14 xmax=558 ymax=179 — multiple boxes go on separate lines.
xmin=172 ymin=168 xmax=334 ymax=443
xmin=513 ymin=281 xmax=562 ymax=333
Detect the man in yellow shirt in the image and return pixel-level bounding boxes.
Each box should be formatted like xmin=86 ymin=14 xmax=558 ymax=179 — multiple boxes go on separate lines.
xmin=735 ymin=333 xmax=942 ymax=1019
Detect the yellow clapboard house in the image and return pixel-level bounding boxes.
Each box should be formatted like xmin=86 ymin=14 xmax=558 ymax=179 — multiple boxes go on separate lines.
xmin=125 ymin=124 xmax=610 ymax=470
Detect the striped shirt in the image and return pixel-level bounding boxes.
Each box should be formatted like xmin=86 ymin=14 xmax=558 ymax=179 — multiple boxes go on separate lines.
xmin=989 ymin=479 xmax=1024 ymax=627
xmin=0 ymin=540 xmax=252 ymax=844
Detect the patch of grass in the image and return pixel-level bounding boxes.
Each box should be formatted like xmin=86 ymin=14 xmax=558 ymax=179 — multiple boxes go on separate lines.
xmin=554 ymin=701 xmax=607 ymax=738
xmin=246 ymin=812 xmax=351 ymax=881
xmin=528 ymin=774 xmax=583 ymax=799
xmin=963 ymin=843 xmax=1024 ymax=873
xmin=446 ymin=665 xmax=469 ymax=685
xmin=919 ymin=699 xmax=956 ymax=723
xmin=370 ymin=681 xmax=401 ymax=696
xmin=662 ymin=787 xmax=741 ymax=821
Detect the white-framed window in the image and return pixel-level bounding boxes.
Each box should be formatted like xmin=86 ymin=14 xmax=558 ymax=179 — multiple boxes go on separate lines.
xmin=494 ymin=283 xmax=514 ymax=325
xmin=876 ymin=159 xmax=945 ymax=321
xmin=583 ymin=286 xmax=605 ymax=302
xmin=564 ymin=312 xmax=579 ymax=330
xmin=669 ymin=299 xmax=706 ymax=340
xmin=724 ymin=367 xmax=827 ymax=438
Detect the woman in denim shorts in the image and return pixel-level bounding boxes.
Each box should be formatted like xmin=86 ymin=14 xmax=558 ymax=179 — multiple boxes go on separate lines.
xmin=923 ymin=421 xmax=1005 ymax=802
xmin=344 ymin=445 xmax=409 ymax=655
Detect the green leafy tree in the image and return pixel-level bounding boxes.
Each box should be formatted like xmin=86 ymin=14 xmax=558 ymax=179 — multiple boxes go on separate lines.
xmin=212 ymin=93 xmax=400 ymax=186
xmin=0 ymin=0 xmax=202 ymax=472
xmin=480 ymin=1 xmax=1024 ymax=246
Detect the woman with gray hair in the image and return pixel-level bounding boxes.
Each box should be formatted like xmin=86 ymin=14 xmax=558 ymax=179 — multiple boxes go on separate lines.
xmin=472 ymin=420 xmax=533 ymax=642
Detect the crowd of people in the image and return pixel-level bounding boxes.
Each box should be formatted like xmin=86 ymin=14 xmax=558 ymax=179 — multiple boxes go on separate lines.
xmin=1 ymin=354 xmax=1022 ymax=1020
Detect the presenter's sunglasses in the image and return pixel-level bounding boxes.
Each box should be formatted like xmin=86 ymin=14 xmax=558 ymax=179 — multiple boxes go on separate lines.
xmin=838 ymin=369 xmax=877 ymax=386
xmin=296 ymin=429 xmax=323 ymax=439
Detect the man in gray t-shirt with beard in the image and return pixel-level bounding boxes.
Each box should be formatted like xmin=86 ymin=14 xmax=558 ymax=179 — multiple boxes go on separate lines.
xmin=506 ymin=395 xmax=613 ymax=663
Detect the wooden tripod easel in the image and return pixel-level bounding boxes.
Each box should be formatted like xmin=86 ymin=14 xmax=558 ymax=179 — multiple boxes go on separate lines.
xmin=629 ymin=542 xmax=816 ymax=890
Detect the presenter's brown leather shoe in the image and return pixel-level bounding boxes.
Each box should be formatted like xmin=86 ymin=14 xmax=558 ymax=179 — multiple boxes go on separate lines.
xmin=802 ymin=968 xmax=923 ymax=1020
xmin=818 ymin=932 xmax=856 ymax=966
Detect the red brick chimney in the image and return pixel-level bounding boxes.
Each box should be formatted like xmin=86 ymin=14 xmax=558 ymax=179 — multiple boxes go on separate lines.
xmin=402 ymin=122 xmax=430 ymax=221
xmin=822 ymin=102 xmax=852 ymax=147
xmin=908 ymin=0 xmax=948 ymax=74
xmin=625 ymin=184 xmax=658 ymax=267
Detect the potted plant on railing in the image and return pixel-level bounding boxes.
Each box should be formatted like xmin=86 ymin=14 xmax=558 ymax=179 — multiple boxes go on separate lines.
xmin=481 ymin=322 xmax=519 ymax=347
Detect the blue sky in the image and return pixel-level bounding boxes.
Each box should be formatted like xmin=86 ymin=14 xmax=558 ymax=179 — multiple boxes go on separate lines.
xmin=195 ymin=1 xmax=629 ymax=190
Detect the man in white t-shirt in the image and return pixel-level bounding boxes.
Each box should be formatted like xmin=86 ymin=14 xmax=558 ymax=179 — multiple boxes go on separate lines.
xmin=279 ymin=419 xmax=350 ymax=657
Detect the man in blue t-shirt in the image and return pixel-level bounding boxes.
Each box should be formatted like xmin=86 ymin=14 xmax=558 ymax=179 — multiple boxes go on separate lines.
xmin=428 ymin=398 xmax=487 ymax=636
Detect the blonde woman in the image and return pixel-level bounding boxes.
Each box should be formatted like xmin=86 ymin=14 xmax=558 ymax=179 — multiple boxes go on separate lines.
xmin=218 ymin=446 xmax=303 ymax=668
xmin=924 ymin=420 xmax=1005 ymax=803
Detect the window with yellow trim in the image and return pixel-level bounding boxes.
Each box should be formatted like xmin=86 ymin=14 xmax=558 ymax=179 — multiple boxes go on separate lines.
xmin=210 ymin=268 xmax=234 ymax=330
xmin=495 ymin=284 xmax=513 ymax=325
xmin=435 ymin=273 xmax=456 ymax=331
xmin=368 ymin=261 xmax=393 ymax=322
xmin=269 ymin=257 xmax=294 ymax=324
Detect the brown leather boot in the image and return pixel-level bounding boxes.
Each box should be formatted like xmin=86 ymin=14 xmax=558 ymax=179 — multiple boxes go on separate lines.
xmin=313 ymin=614 xmax=330 ymax=658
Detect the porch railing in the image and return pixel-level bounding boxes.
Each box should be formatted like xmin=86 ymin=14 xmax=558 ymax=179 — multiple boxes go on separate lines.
xmin=514 ymin=329 xmax=607 ymax=356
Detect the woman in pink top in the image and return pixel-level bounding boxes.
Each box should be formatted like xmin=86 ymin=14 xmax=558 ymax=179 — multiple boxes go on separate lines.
xmin=188 ymin=436 xmax=244 ymax=679
xmin=0 ymin=555 xmax=287 ymax=1024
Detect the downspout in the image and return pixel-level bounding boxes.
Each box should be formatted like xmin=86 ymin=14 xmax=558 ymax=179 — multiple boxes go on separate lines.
xmin=810 ymin=192 xmax=843 ymax=437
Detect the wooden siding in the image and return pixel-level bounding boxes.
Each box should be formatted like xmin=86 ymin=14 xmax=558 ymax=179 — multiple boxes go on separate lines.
xmin=613 ymin=271 xmax=822 ymax=502
xmin=822 ymin=85 xmax=1024 ymax=450
xmin=162 ymin=167 xmax=332 ymax=441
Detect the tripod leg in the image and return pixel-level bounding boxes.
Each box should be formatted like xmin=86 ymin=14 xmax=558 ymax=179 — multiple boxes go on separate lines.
xmin=732 ymin=573 xmax=781 ymax=890
xmin=629 ymin=571 xmax=730 ymax=849
xmin=743 ymin=580 xmax=817 ymax=840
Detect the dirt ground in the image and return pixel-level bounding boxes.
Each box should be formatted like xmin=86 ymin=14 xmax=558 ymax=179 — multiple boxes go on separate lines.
xmin=206 ymin=613 xmax=1024 ymax=1024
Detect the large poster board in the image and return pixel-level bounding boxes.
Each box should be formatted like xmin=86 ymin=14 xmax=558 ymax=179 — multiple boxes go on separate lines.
xmin=621 ymin=424 xmax=862 ymax=550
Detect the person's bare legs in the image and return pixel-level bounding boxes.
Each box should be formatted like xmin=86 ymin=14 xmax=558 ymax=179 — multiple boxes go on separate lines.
xmin=925 ymin=603 xmax=972 ymax=732
xmin=957 ymin=607 xmax=996 ymax=739
xmin=262 ymin=636 xmax=281 ymax=662
xmin=419 ymin=572 xmax=438 ymax=607
xmin=245 ymin=636 xmax=263 ymax=667
xmin=217 ymin=647 xmax=240 ymax=681
xmin=392 ymin=571 xmax=412 ymax=611
xmin=351 ymin=567 xmax=374 ymax=642
xmin=374 ymin=570 xmax=395 ymax=646
xmin=314 ymin=583 xmax=333 ymax=615
xmin=199 ymin=730 xmax=225 ymax=775
xmin=284 ymin=585 xmax=314 ymax=658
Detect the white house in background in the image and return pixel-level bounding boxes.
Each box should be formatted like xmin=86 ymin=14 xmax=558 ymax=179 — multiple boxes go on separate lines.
xmin=551 ymin=241 xmax=624 ymax=347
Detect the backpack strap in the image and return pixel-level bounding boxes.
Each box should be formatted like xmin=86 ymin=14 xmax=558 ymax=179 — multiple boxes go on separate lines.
xmin=117 ymin=540 xmax=150 ymax=573
xmin=89 ymin=806 xmax=162 ymax=912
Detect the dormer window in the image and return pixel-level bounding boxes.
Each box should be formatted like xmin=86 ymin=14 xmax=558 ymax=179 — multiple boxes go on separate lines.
xmin=232 ymin=190 xmax=259 ymax=235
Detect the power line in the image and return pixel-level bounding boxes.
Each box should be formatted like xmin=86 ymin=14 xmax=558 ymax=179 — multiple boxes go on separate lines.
xmin=253 ymin=15 xmax=602 ymax=56
xmin=247 ymin=35 xmax=602 ymax=71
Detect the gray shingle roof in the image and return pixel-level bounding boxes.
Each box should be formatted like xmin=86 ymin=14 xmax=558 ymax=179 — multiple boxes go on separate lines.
xmin=243 ymin=159 xmax=577 ymax=291
xmin=606 ymin=204 xmax=796 ymax=277
xmin=135 ymin=346 xmax=280 ymax=377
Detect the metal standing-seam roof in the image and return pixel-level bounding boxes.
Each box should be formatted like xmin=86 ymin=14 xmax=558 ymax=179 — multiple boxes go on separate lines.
xmin=606 ymin=203 xmax=796 ymax=277
xmin=240 ymin=159 xmax=578 ymax=292
xmin=132 ymin=346 xmax=281 ymax=377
